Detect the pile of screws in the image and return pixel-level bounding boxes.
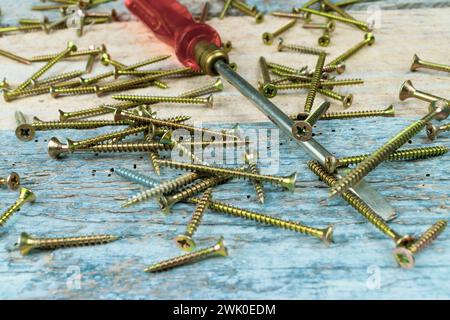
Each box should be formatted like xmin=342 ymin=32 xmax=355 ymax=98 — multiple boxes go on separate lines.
xmin=1 ymin=0 xmax=449 ymax=272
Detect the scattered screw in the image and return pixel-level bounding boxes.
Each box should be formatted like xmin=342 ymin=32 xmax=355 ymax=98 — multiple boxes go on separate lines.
xmin=0 ymin=172 xmax=21 ymax=191
xmin=219 ymin=0 xmax=233 ymax=20
xmin=277 ymin=38 xmax=327 ymax=56
xmin=426 ymin=122 xmax=450 ymax=141
xmin=410 ymin=54 xmax=450 ymax=74
xmin=318 ymin=88 xmax=353 ymax=109
xmin=304 ymin=51 xmax=327 ymax=113
xmin=0 ymin=188 xmax=36 ymax=227
xmin=112 ymin=94 xmax=214 ymax=108
xmin=327 ymin=33 xmax=375 ymax=67
xmin=399 ymin=80 xmax=448 ymax=104
xmin=262 ymin=19 xmax=297 ymax=45
xmin=298 ymin=7 xmax=372 ymax=32
xmin=114 ymin=167 xmax=160 ymax=188
xmin=0 ymin=48 xmax=31 ymax=65
xmin=292 ymin=105 xmax=395 ymax=121
xmin=303 ymin=20 xmax=335 ymax=32
xmin=258 ymin=56 xmax=277 ymax=98
xmin=293 ymin=101 xmax=331 ymax=141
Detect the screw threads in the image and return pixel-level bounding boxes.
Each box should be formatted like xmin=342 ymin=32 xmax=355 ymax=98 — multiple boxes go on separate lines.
xmin=32 ymin=70 xmax=84 ymax=87
xmin=298 ymin=7 xmax=371 ymax=32
xmin=4 ymin=86 xmax=50 ymax=101
xmin=327 ymin=33 xmax=375 ymax=66
xmin=59 ymin=101 xmax=139 ymax=121
xmin=330 ymin=110 xmax=440 ymax=197
xmin=308 ymin=161 xmax=401 ymax=242
xmin=248 ymin=162 xmax=266 ymax=204
xmin=112 ymin=94 xmax=212 ymax=107
xmin=144 ymin=237 xmax=227 ymax=272
xmin=279 ymin=42 xmax=327 ymax=56
xmin=52 ymin=85 xmax=98 ymax=97
xmin=114 ymin=167 xmax=159 ymax=188
xmin=179 ymin=79 xmax=223 ymax=98
xmin=156 ymin=160 xmax=297 ymax=191
xmin=267 ymin=62 xmax=305 ymax=74
xmin=32 ymin=119 xmax=131 ymax=130
xmin=34 ymin=234 xmax=118 ymax=250
xmin=189 ymin=197 xmax=333 ymax=243
xmin=123 ymin=173 xmax=200 ymax=207
xmin=304 ymin=52 xmax=326 ymax=113
xmin=30 ymin=47 xmax=104 ymax=62
xmin=0 ymin=188 xmax=36 ymax=227
xmin=148 ymin=148 xmax=161 ymax=176
xmin=88 ymin=142 xmax=172 ymax=153
xmin=186 ymin=188 xmax=213 ymax=237
xmin=309 ymin=105 xmax=394 ymax=120
xmin=409 ymin=220 xmax=447 ymax=254
xmin=262 ymin=19 xmax=297 ymax=45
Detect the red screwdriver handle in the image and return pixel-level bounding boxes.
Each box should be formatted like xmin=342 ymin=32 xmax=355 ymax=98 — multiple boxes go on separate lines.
xmin=125 ymin=0 xmax=223 ymax=71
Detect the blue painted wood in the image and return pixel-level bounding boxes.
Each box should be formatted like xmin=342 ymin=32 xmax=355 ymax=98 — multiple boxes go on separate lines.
xmin=0 ymin=117 xmax=448 ymax=299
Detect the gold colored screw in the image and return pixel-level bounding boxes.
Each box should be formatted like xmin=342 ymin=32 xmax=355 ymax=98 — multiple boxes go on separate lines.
xmin=159 ymin=175 xmax=232 ymax=214
xmin=30 ymin=45 xmax=107 ymax=62
xmin=0 ymin=48 xmax=31 ymax=65
xmin=410 ymin=54 xmax=450 ymax=74
xmin=188 ymin=197 xmax=334 ymax=244
xmin=292 ymin=101 xmax=331 ymax=141
xmin=291 ymin=105 xmax=395 ymax=122
xmin=50 ymin=85 xmax=98 ymax=97
xmin=258 ymin=56 xmax=277 ymax=98
xmin=156 ymin=159 xmax=297 ymax=191
xmin=180 ymin=78 xmax=223 ymax=98
xmin=298 ymin=7 xmax=372 ymax=31
xmin=144 ymin=237 xmax=228 ymax=273
xmin=18 ymin=17 xmax=50 ymax=26
xmin=145 ymin=132 xmax=161 ymax=176
xmin=308 ymin=161 xmax=414 ymax=247
xmin=66 ymin=125 xmax=149 ymax=151
xmin=399 ymin=80 xmax=448 ymax=104
xmin=303 ymin=20 xmax=335 ymax=32
xmin=112 ymin=94 xmax=214 ymax=108
xmin=123 ymin=173 xmax=201 ymax=208
xmin=275 ymin=78 xmax=363 ymax=91
xmin=271 ymin=12 xmax=307 ymax=20
xmin=0 ymin=24 xmax=45 ymax=36
xmin=304 ymin=51 xmax=327 ymax=113
xmin=175 ymin=188 xmax=213 ymax=252
xmin=321 ymin=0 xmax=364 ymax=31
xmin=232 ymin=0 xmax=264 ymax=23
xmin=302 ymin=0 xmax=321 ymax=8
xmin=17 ymin=232 xmax=118 ymax=256
xmin=393 ymin=220 xmax=447 ymax=269
xmin=15 ymin=42 xmax=77 ymax=92
xmin=426 ymin=122 xmax=450 ymax=140
xmin=244 ymin=153 xmax=266 ymax=204
xmin=32 ymin=70 xmax=85 ymax=87
xmin=219 ymin=0 xmax=233 ymax=19
xmin=267 ymin=61 xmax=308 ymax=75
xmin=262 ymin=19 xmax=297 ymax=45
xmin=4 ymin=86 xmax=51 ymax=102
xmin=101 ymin=53 xmax=124 ymax=68
xmin=318 ymin=88 xmax=353 ymax=109
xmin=318 ymin=28 xmax=331 ymax=47
xmin=0 ymin=172 xmax=21 ymax=191
xmin=327 ymin=33 xmax=375 ymax=67
xmin=277 ymin=38 xmax=327 ymax=56
xmin=325 ymin=146 xmax=448 ymax=173
xmin=59 ymin=101 xmax=139 ymax=121
xmin=330 ymin=100 xmax=450 ymax=197
xmin=0 ymin=188 xmax=36 ymax=227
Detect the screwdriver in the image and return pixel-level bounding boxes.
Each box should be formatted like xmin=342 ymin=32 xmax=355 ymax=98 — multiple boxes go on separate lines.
xmin=125 ymin=0 xmax=395 ymax=220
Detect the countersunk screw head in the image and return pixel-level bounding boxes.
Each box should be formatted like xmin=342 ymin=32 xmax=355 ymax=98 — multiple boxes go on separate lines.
xmin=214 ymin=237 xmax=229 ymax=257
xmin=410 ymin=54 xmax=421 ymax=72
xmin=282 ymin=172 xmax=297 ymax=192
xmin=292 ymin=121 xmax=313 ymax=141
xmin=322 ymin=225 xmax=334 ymax=244
xmin=255 ymin=12 xmax=264 ymax=24
xmin=429 ymin=100 xmax=450 ymax=120
xmin=392 ymin=247 xmax=415 ymax=269
xmin=15 ymin=123 xmax=36 ymax=142
xmin=5 ymin=172 xmax=20 ymax=191
xmin=206 ymin=94 xmax=214 ymax=108
xmin=365 ymin=32 xmax=375 ymax=45
xmin=100 ymin=53 xmax=111 ymax=66
xmin=158 ymin=195 xmax=172 ymax=214
xmin=19 ymin=187 xmax=36 ymax=204
xmin=262 ymin=32 xmax=274 ymax=45
xmin=399 ymin=80 xmax=416 ymax=101
xmin=326 ymin=21 xmax=335 ymax=32
xmin=48 ymin=137 xmax=69 ymax=159
xmin=259 ymin=81 xmax=278 ymax=98
xmin=113 ymin=107 xmax=125 ymax=121
xmin=318 ymin=34 xmax=330 ymax=47
xmin=17 ymin=232 xmax=37 ymax=256
xmin=343 ymin=94 xmax=354 ymax=109
xmin=174 ymin=234 xmax=196 ymax=252
xmin=334 ymin=62 xmax=346 ymax=74
xmin=67 ymin=41 xmax=77 ymax=52
xmin=213 ymin=78 xmax=224 ymax=91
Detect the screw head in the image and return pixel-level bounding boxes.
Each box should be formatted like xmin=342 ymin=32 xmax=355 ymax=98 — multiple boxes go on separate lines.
xmin=292 ymin=121 xmax=313 ymax=142
xmin=283 ymin=172 xmax=297 ymax=192
xmin=262 ymin=32 xmax=274 ymax=45
xmin=426 ymin=122 xmax=439 ymax=141
xmin=67 ymin=41 xmax=77 ymax=52
xmin=429 ymin=100 xmax=450 ymax=121
xmin=48 ymin=137 xmax=69 ymax=159
xmin=19 ymin=187 xmax=36 ymax=204
xmin=213 ymin=78 xmax=224 ymax=91
xmin=326 ymin=21 xmax=336 ymax=32
xmin=15 ymin=123 xmax=36 ymax=142
xmin=334 ymin=62 xmax=346 ymax=74
xmin=399 ymin=80 xmax=416 ymax=101
xmin=206 ymin=94 xmax=214 ymax=108
xmin=262 ymin=83 xmax=278 ymax=98
xmin=213 ymin=237 xmax=228 ymax=256
xmin=343 ymin=94 xmax=353 ymax=109
xmin=158 ymin=195 xmax=172 ymax=214
xmin=384 ymin=105 xmax=395 ymax=116
xmin=100 ymin=53 xmax=111 ymax=66
xmin=277 ymin=37 xmax=284 ymax=51
xmin=324 ymin=156 xmax=338 ymax=173
xmin=113 ymin=107 xmax=125 ymax=121
xmin=322 ymin=225 xmax=334 ymax=244
xmin=174 ymin=234 xmax=196 ymax=252
xmin=5 ymin=172 xmax=20 ymax=191
xmin=365 ymin=33 xmax=375 ymax=45
xmin=318 ymin=34 xmax=330 ymax=47
xmin=255 ymin=12 xmax=264 ymax=24
xmin=16 ymin=232 xmax=37 ymax=256
xmin=392 ymin=247 xmax=415 ymax=269
xmin=410 ymin=54 xmax=421 ymax=72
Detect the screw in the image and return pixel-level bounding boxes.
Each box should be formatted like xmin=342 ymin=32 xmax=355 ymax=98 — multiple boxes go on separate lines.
xmin=304 ymin=51 xmax=327 ymax=113
xmin=292 ymin=101 xmax=331 ymax=141
xmin=258 ymin=56 xmax=277 ymax=98
xmin=303 ymin=20 xmax=335 ymax=32
xmin=244 ymin=153 xmax=266 ymax=204
xmin=18 ymin=17 xmax=50 ymax=25
xmin=188 ymin=197 xmax=334 ymax=244
xmin=0 ymin=24 xmax=45 ymax=36
xmin=0 ymin=188 xmax=36 ymax=227
xmin=50 ymin=85 xmax=98 ymax=97
xmin=0 ymin=172 xmax=21 ymax=191
xmin=114 ymin=167 xmax=160 ymax=188
xmin=327 ymin=33 xmax=375 ymax=67
xmin=267 ymin=62 xmax=308 ymax=75
xmin=144 ymin=237 xmax=227 ymax=272
xmin=198 ymin=1 xmax=210 ymax=23
xmin=123 ymin=173 xmax=200 ymax=208
xmin=145 ymin=132 xmax=161 ymax=176
xmin=318 ymin=88 xmax=354 ymax=109
xmin=175 ymin=188 xmax=213 ymax=252
xmin=15 ymin=42 xmax=77 ymax=92
xmin=330 ymin=100 xmax=450 ymax=197
xmin=321 ymin=0 xmax=365 ymax=31
xmin=325 ymin=146 xmax=448 ymax=173
xmin=101 ymin=53 xmax=125 ymax=68
xmin=262 ymin=19 xmax=297 ymax=45
xmin=84 ymin=8 xmax=119 ymax=21
xmin=0 ymin=48 xmax=31 ymax=65
xmin=15 ymin=111 xmax=35 ymax=142
xmin=156 ymin=159 xmax=297 ymax=191
xmin=30 ymin=44 xmax=107 ymax=62
xmin=158 ymin=175 xmax=232 ymax=214
xmin=274 ymin=78 xmax=363 ymax=91
xmin=219 ymin=0 xmax=233 ymax=19
xmin=298 ymin=7 xmax=372 ymax=31
xmin=59 ymin=101 xmax=139 ymax=121
xmin=318 ymin=28 xmax=331 ymax=47
xmin=307 ymin=161 xmax=414 ymax=247
xmin=393 ymin=220 xmax=447 ymax=269
xmin=293 ymin=105 xmax=394 ymax=122
xmin=4 ymin=86 xmax=51 ymax=102
xmin=31 ymin=70 xmax=85 ymax=87
xmin=410 ymin=54 xmax=450 ymax=74
xmin=112 ymin=94 xmax=214 ymax=108
xmin=277 ymin=38 xmax=326 ymax=57
xmin=426 ymin=122 xmax=450 ymax=140
xmin=399 ymin=80 xmax=448 ymax=104
xmin=271 ymin=11 xmax=308 ymax=20
xmin=231 ymin=1 xmax=264 ymax=23
xmin=17 ymin=232 xmax=118 ymax=256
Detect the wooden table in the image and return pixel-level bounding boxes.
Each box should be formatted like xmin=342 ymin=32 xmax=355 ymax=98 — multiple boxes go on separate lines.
xmin=0 ymin=1 xmax=448 ymax=299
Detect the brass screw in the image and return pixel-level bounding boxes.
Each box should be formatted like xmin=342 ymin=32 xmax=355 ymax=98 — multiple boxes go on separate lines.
xmin=298 ymin=7 xmax=373 ymax=32
xmin=323 ymin=62 xmax=346 ymax=74
xmin=330 ymin=100 xmax=450 ymax=197
xmin=318 ymin=88 xmax=353 ymax=109
xmin=29 ymin=44 xmax=107 ymax=62
xmin=399 ymin=80 xmax=448 ymax=104
xmin=327 ymin=33 xmax=375 ymax=67
xmin=50 ymin=85 xmax=98 ymax=97
xmin=112 ymin=94 xmax=214 ymax=108
xmin=426 ymin=122 xmax=450 ymax=140
xmin=15 ymin=111 xmax=35 ymax=142
xmin=15 ymin=41 xmax=77 ymax=92
xmin=393 ymin=220 xmax=447 ymax=269
xmin=293 ymin=101 xmax=331 ymax=141
xmin=145 ymin=132 xmax=161 ymax=176
xmin=0 ymin=48 xmax=31 ymax=65
xmin=100 ymin=53 xmax=124 ymax=69
xmin=277 ymin=38 xmax=327 ymax=56
xmin=0 ymin=24 xmax=45 ymax=36
xmin=0 ymin=172 xmax=21 ymax=191
xmin=144 ymin=237 xmax=228 ymax=272
xmin=0 ymin=188 xmax=36 ymax=227
xmin=231 ymin=0 xmax=264 ymax=23
xmin=175 ymin=188 xmax=213 ymax=252
xmin=307 ymin=161 xmax=414 ymax=247
xmin=244 ymin=153 xmax=266 ymax=204
xmin=274 ymin=78 xmax=363 ymax=91
xmin=271 ymin=12 xmax=307 ymax=20
xmin=59 ymin=101 xmax=139 ymax=121
xmin=31 ymin=70 xmax=85 ymax=87
xmin=122 ymin=173 xmax=201 ymax=208
xmin=318 ymin=28 xmax=331 ymax=47
xmin=321 ymin=0 xmax=365 ymax=31
xmin=325 ymin=146 xmax=449 ymax=173
xmin=262 ymin=19 xmax=297 ymax=45
xmin=304 ymin=51 xmax=327 ymax=113
xmin=158 ymin=175 xmax=232 ymax=214
xmin=258 ymin=56 xmax=277 ymax=98
xmin=4 ymin=86 xmax=51 ymax=102
xmin=410 ymin=54 xmax=450 ymax=74
xmin=267 ymin=61 xmax=308 ymax=75
xmin=219 ymin=0 xmax=233 ymax=19
xmin=17 ymin=232 xmax=119 ymax=256
xmin=188 ymin=197 xmax=334 ymax=244
xmin=292 ymin=105 xmax=395 ymax=121
xmin=156 ymin=159 xmax=298 ymax=191
xmin=303 ymin=20 xmax=335 ymax=32
xmin=66 ymin=125 xmax=150 ymax=151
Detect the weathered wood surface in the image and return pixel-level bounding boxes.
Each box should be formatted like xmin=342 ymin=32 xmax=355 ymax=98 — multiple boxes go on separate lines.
xmin=0 ymin=118 xmax=448 ymax=299
xmin=1 ymin=7 xmax=450 ymax=129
